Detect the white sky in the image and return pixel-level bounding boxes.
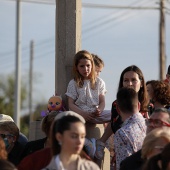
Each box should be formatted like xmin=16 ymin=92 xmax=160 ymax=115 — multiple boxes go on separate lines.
xmin=0 ymin=0 xmax=170 ymax=114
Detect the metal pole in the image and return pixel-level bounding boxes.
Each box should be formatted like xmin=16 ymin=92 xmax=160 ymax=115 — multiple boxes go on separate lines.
xmin=14 ymin=0 xmax=21 ymax=128
xmin=29 ymin=40 xmax=34 ymax=122
xmin=159 ymin=0 xmax=166 ymax=80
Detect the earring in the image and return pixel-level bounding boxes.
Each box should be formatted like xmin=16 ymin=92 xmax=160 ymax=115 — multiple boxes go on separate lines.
xmin=58 ymin=141 xmax=62 ymax=146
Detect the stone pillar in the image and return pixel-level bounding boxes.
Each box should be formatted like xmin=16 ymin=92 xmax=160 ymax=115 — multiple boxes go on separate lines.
xmin=55 ymin=0 xmax=81 ymax=107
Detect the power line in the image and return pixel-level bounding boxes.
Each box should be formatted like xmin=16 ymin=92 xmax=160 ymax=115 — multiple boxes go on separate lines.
xmin=0 ymin=37 xmax=54 ymax=59
xmin=83 ymin=0 xmax=158 ymax=40
xmin=3 ymin=0 xmax=55 ymax=5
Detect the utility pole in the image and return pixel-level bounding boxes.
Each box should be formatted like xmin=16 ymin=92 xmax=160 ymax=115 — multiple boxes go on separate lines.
xmin=29 ymin=40 xmax=34 ymax=122
xmin=159 ymin=0 xmax=166 ymax=80
xmin=14 ymin=0 xmax=21 ymax=128
xmin=55 ymin=0 xmax=81 ymax=107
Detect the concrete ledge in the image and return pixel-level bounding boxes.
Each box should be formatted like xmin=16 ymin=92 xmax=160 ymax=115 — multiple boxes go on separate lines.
xmin=29 ymin=120 xmax=45 ymax=141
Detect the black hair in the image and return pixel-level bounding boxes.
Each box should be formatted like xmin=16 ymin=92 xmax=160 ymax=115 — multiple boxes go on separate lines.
xmin=117 ymin=87 xmax=138 ymax=114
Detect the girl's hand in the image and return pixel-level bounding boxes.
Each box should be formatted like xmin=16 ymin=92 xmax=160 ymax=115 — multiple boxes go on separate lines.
xmin=83 ymin=112 xmax=95 ymax=122
xmin=93 ymin=108 xmax=101 ymax=117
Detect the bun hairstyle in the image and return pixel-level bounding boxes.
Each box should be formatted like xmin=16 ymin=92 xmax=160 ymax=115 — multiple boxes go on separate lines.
xmin=41 ymin=111 xmax=59 ymax=137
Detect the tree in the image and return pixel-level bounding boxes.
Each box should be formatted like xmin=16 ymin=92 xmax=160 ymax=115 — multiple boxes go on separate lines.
xmin=0 ymin=74 xmax=27 ymax=117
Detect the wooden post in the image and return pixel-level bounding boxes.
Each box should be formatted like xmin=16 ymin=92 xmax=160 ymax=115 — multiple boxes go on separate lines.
xmin=159 ymin=0 xmax=166 ymax=80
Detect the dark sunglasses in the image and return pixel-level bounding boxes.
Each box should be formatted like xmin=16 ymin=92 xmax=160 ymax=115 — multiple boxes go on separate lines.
xmin=0 ymin=134 xmax=14 ymax=139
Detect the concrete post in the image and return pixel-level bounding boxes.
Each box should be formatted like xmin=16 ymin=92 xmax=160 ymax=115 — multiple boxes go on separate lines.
xmin=55 ymin=0 xmax=81 ymax=107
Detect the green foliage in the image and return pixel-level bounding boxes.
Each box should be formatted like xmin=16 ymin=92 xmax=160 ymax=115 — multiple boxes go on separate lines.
xmin=0 ymin=73 xmax=48 ymax=138
xmin=0 ymin=74 xmax=27 ymax=117
xmin=0 ymin=74 xmax=28 ymax=136
xmin=20 ymin=114 xmax=29 ymax=138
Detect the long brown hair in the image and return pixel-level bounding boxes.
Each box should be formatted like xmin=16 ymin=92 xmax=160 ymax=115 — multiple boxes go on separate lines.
xmin=73 ymin=50 xmax=96 ymax=89
xmin=118 ymin=65 xmax=148 ymax=112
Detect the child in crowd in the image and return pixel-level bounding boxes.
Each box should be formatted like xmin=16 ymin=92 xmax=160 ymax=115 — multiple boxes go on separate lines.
xmin=91 ymin=53 xmax=104 ymax=77
xmin=65 ymin=50 xmax=110 ymax=124
xmin=92 ymin=53 xmax=114 ymax=159
xmin=65 ymin=50 xmax=110 ymax=159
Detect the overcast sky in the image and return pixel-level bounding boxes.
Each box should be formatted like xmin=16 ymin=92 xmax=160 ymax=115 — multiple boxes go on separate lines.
xmin=0 ymin=0 xmax=170 ymax=113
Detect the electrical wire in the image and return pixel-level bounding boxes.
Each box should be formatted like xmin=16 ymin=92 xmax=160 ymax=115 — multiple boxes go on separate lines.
xmin=83 ymin=0 xmax=158 ymax=40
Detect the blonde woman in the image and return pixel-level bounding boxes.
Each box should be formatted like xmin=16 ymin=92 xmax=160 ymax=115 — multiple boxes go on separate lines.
xmin=142 ymin=127 xmax=170 ymax=160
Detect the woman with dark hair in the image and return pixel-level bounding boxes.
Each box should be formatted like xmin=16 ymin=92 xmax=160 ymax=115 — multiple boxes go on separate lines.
xmin=42 ymin=111 xmax=99 ymax=170
xmin=95 ymin=65 xmax=149 ymax=160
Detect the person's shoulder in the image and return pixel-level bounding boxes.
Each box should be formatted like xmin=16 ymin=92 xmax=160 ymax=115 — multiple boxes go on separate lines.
xmin=79 ymin=158 xmax=100 ymax=169
xmin=68 ymin=79 xmax=75 ymax=84
xmin=120 ymin=150 xmax=143 ymax=170
xmin=42 ymin=156 xmax=57 ymax=170
xmin=96 ymin=77 xmax=105 ymax=82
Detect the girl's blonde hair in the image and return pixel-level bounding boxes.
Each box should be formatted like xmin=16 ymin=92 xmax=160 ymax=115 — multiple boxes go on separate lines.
xmin=141 ymin=127 xmax=170 ymax=159
xmin=73 ymin=50 xmax=96 ymax=89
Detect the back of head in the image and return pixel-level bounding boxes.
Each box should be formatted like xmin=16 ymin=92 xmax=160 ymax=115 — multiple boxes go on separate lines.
xmin=151 ymin=80 xmax=170 ymax=106
xmin=41 ymin=111 xmax=60 ymax=137
xmin=0 ymin=114 xmax=14 ymax=122
xmin=0 ymin=159 xmax=17 ymax=170
xmin=116 ymin=87 xmax=138 ymax=114
xmin=142 ymin=127 xmax=170 ymax=159
xmin=91 ymin=53 xmax=104 ymax=68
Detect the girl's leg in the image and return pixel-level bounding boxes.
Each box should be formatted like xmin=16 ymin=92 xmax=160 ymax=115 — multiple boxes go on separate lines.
xmin=95 ymin=122 xmax=113 ymax=159
xmin=92 ymin=110 xmax=111 ymax=124
xmin=84 ymin=138 xmax=96 ymax=159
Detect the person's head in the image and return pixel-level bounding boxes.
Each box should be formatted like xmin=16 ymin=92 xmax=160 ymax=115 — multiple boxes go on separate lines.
xmin=0 ymin=159 xmax=17 ymax=170
xmin=0 ymin=137 xmax=7 ymax=160
xmin=147 ymin=80 xmax=170 ymax=107
xmin=118 ymin=65 xmax=148 ymax=112
xmin=146 ymin=108 xmax=170 ymax=134
xmin=91 ymin=53 xmax=104 ymax=77
xmin=73 ymin=50 xmax=96 ymax=88
xmin=116 ymin=87 xmax=139 ymax=116
xmin=141 ymin=127 xmax=170 ymax=160
xmin=50 ymin=111 xmax=86 ymax=156
xmin=166 ymin=65 xmax=170 ymax=82
xmin=0 ymin=121 xmax=19 ymax=153
xmin=41 ymin=111 xmax=59 ymax=137
xmin=146 ymin=80 xmax=155 ymax=100
xmin=142 ymin=143 xmax=170 ymax=170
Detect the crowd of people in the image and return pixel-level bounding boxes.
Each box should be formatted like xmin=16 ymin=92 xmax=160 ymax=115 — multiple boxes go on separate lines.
xmin=0 ymin=50 xmax=170 ymax=170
